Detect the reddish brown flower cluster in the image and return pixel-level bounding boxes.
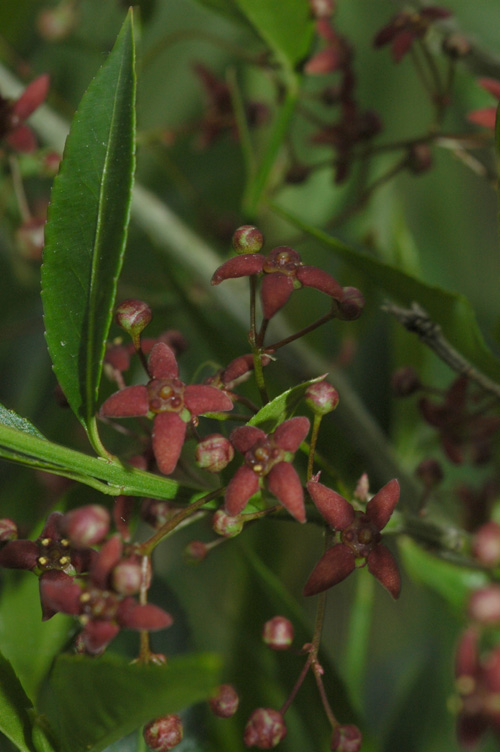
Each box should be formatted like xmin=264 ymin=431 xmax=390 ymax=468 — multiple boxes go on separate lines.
xmin=225 ymin=417 xmax=310 ymax=523
xmin=0 ymin=75 xmax=49 ymax=152
xmin=454 ymin=628 xmax=500 ymax=749
xmin=212 ymin=244 xmax=344 ymax=320
xmin=373 ymin=7 xmax=452 ymax=62
xmin=419 ymin=377 xmax=500 ymax=466
xmin=0 ymin=510 xmax=172 ymax=654
xmin=304 ymin=478 xmax=401 ymax=598
xmin=100 ymin=341 xmax=233 ymax=474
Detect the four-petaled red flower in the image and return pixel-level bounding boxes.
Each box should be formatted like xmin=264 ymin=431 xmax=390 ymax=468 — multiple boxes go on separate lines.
xmin=100 ymin=342 xmax=233 ymax=475
xmin=211 ymin=246 xmax=344 ymax=319
xmin=225 ymin=417 xmax=310 ymax=523
xmin=40 ymin=535 xmax=173 ymax=654
xmin=0 ymin=74 xmax=50 ymax=152
xmin=419 ymin=376 xmax=500 ymax=466
xmin=454 ymin=627 xmax=500 ymax=749
xmin=468 ymin=78 xmax=500 ymax=130
xmin=373 ymin=7 xmax=451 ymax=62
xmin=304 ymin=478 xmax=401 ymax=598
xmin=0 ymin=511 xmax=96 ymax=620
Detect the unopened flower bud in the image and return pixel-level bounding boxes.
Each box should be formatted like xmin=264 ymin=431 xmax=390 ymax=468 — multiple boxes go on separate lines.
xmin=353 ymin=473 xmax=370 ymax=502
xmin=143 ymin=715 xmax=183 ymax=751
xmin=112 ymin=557 xmax=151 ymax=596
xmin=232 ymin=225 xmax=264 ymax=254
xmin=244 ymin=708 xmax=287 ymax=749
xmin=331 ymin=724 xmax=362 ymax=751
xmin=415 ymin=458 xmax=443 ymax=488
xmin=184 ymin=540 xmax=209 ymax=563
xmin=36 ymin=2 xmax=78 ymax=42
xmin=262 ymin=616 xmax=294 ymax=650
xmin=442 ymin=33 xmax=471 ymax=59
xmin=309 ymin=0 xmax=335 ymax=17
xmin=305 ymin=380 xmax=339 ymax=415
xmin=212 ymin=510 xmax=243 ymax=538
xmin=195 ymin=434 xmax=234 ymax=473
xmin=62 ymin=505 xmax=110 ymax=548
xmin=115 ymin=299 xmax=152 ymax=349
xmin=209 ymin=684 xmax=240 ymax=718
xmin=16 ymin=217 xmax=45 ymax=260
xmin=472 ymin=522 xmax=500 ymax=566
xmin=468 ymin=585 xmax=500 ymax=625
xmin=0 ymin=519 xmax=18 ymax=542
xmin=337 ymin=287 xmax=365 ymax=321
xmin=407 ymin=143 xmax=433 ymax=174
xmin=391 ymin=366 xmax=421 ymax=397
xmin=141 ymin=499 xmax=177 ymax=528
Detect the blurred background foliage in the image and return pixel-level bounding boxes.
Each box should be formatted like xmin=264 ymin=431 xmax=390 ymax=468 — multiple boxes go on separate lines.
xmin=0 ymin=0 xmax=500 ymax=750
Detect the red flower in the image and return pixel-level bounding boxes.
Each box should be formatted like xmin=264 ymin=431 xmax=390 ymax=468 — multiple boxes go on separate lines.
xmin=374 ymin=7 xmax=451 ymax=62
xmin=211 ymin=246 xmax=343 ymax=319
xmin=100 ymin=342 xmax=233 ymax=475
xmin=304 ymin=478 xmax=401 ymax=598
xmin=225 ymin=417 xmax=310 ymax=523
xmin=0 ymin=511 xmax=97 ymax=620
xmin=0 ymin=74 xmax=50 ymax=152
xmin=454 ymin=628 xmax=500 ymax=749
xmin=419 ymin=377 xmax=500 ymax=465
xmin=40 ymin=536 xmax=173 ymax=654
xmin=468 ymin=78 xmax=500 ymax=130
xmin=193 ymin=63 xmax=268 ymax=149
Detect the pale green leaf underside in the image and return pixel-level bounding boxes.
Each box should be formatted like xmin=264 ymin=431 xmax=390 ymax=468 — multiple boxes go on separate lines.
xmin=249 ymin=375 xmax=324 ymax=433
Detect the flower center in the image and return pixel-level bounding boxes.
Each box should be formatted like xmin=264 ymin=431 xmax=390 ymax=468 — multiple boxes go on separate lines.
xmin=80 ymin=587 xmax=119 ymax=622
xmin=147 ymin=378 xmax=185 ymax=414
xmin=341 ymin=514 xmax=381 ymax=558
xmin=245 ymin=438 xmax=284 ymax=476
xmin=263 ymin=246 xmax=302 ymax=276
xmin=37 ymin=537 xmax=73 ymax=571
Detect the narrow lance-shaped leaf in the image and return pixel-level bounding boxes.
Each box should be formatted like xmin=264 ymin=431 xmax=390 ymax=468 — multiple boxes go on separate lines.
xmin=41 ymin=11 xmax=136 ymax=447
xmin=0 ymin=651 xmax=36 ymax=752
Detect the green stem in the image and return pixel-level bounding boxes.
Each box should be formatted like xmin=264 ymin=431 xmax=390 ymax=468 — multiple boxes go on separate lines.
xmin=140 ymin=487 xmax=224 ymax=555
xmin=307 ymin=413 xmax=322 ymax=481
xmin=344 ymin=567 xmax=374 ymax=712
xmin=0 ymin=423 xmax=182 ymax=499
xmin=265 ymin=307 xmax=336 ymax=353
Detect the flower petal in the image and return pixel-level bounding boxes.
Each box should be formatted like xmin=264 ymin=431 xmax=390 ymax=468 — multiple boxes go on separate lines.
xmin=81 ymin=621 xmax=120 ymax=655
xmin=477 ymin=78 xmax=500 ymax=100
xmin=267 ymin=463 xmax=306 ymax=523
xmin=420 ymin=7 xmax=452 ymax=21
xmin=296 ymin=266 xmax=343 ymax=299
xmin=184 ymin=384 xmax=233 ymax=415
xmin=7 ymin=125 xmax=38 ymax=153
xmin=230 ymin=425 xmax=267 ymax=453
xmin=367 ymin=544 xmax=401 ymax=598
xmin=260 ymin=273 xmax=294 ymax=319
xmin=307 ymin=481 xmax=355 ymax=529
xmin=273 ymin=417 xmax=310 ymax=452
xmin=211 ymin=254 xmax=265 ymax=285
xmin=99 ymin=385 xmax=149 ymax=418
xmin=0 ymin=540 xmax=38 ymax=570
xmin=152 ymin=412 xmax=187 ymax=475
xmin=392 ymin=31 xmax=415 ymax=62
xmin=484 ymin=647 xmax=500 ymax=693
xmin=13 ymin=74 xmax=50 ymax=120
xmin=365 ymin=479 xmax=400 ymax=531
xmin=305 ymin=48 xmax=342 ymax=75
xmin=91 ymin=535 xmax=123 ymax=590
xmin=455 ymin=628 xmax=480 ymax=678
xmin=468 ymin=107 xmax=497 ymax=129
xmin=148 ymin=342 xmax=179 ymax=379
xmin=303 ymin=544 xmax=355 ymax=596
xmin=116 ymin=597 xmax=173 ymax=631
xmin=225 ymin=465 xmax=260 ymax=516
xmin=456 ymin=715 xmax=488 ymax=751
xmin=39 ymin=570 xmax=82 ymax=620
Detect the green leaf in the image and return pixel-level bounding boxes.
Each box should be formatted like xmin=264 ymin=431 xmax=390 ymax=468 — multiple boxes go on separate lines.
xmin=0 ymin=404 xmax=46 ymax=440
xmin=249 ymin=375 xmax=324 ymax=433
xmin=191 ymin=0 xmax=249 ymax=24
xmin=41 ymin=11 xmax=136 ymax=443
xmin=272 ymin=204 xmax=500 ymax=383
xmin=0 ymin=574 xmax=73 ymax=703
xmin=0 ymin=651 xmax=35 ymax=752
xmin=234 ymin=0 xmax=314 ymax=68
xmin=41 ymin=652 xmax=221 ymax=752
xmin=0 ymin=422 xmax=181 ymax=500
xmin=399 ymin=537 xmax=488 ymax=612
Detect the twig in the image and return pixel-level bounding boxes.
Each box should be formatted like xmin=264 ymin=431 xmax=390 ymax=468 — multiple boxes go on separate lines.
xmin=383 ymin=301 xmax=500 ymax=400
